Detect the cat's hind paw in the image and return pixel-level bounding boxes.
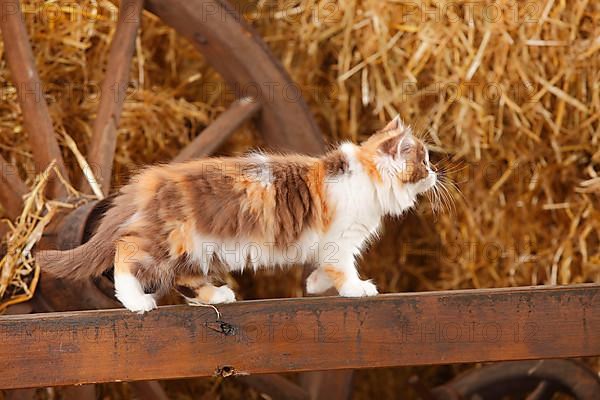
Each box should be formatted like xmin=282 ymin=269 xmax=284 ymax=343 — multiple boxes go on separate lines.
xmin=210 ymin=285 xmax=236 ymax=304
xmin=338 ymin=279 xmax=378 ymax=297
xmin=306 ymin=269 xmax=334 ymax=294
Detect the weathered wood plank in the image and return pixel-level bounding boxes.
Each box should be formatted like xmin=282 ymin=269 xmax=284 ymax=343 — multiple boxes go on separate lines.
xmin=0 ymin=284 xmax=598 ymax=390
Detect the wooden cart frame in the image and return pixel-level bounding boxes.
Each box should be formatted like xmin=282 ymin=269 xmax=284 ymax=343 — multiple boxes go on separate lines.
xmin=0 ymin=0 xmax=598 ymax=399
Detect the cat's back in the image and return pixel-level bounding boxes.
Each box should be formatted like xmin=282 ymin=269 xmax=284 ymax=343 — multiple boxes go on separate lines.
xmin=126 ymin=153 xmax=329 ymax=240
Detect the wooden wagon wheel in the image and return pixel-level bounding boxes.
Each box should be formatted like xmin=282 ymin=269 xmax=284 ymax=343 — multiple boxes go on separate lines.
xmin=0 ymin=0 xmax=353 ymax=399
xmin=409 ymin=359 xmax=600 ymax=400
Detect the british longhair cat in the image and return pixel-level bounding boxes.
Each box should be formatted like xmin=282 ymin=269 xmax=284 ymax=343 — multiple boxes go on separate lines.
xmin=37 ymin=117 xmax=437 ymax=313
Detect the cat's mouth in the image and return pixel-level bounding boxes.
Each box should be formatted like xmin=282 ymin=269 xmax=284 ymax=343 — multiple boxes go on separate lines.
xmin=419 ymin=170 xmax=437 ymax=193
xmin=424 ymin=167 xmax=459 ymax=214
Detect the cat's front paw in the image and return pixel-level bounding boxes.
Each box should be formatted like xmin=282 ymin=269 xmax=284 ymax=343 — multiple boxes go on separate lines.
xmin=210 ymin=285 xmax=236 ymax=304
xmin=119 ymin=293 xmax=158 ymax=314
xmin=338 ymin=279 xmax=378 ymax=297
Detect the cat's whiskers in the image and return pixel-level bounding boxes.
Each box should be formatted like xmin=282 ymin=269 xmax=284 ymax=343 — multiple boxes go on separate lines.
xmin=425 ymin=187 xmax=439 ymax=215
xmin=425 ymin=159 xmax=461 ymax=215
xmin=434 ymin=158 xmax=466 ymax=175
xmin=440 ymin=175 xmax=460 ymax=213
xmin=425 ymin=178 xmax=442 ymax=214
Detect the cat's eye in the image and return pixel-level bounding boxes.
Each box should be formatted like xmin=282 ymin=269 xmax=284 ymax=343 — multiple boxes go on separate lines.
xmin=400 ymin=142 xmax=412 ymax=153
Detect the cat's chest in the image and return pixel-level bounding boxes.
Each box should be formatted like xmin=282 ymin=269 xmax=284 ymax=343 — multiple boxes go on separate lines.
xmin=329 ymin=211 xmax=381 ymax=242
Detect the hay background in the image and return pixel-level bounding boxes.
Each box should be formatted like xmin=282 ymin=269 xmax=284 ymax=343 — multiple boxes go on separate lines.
xmin=1 ymin=0 xmax=599 ymax=398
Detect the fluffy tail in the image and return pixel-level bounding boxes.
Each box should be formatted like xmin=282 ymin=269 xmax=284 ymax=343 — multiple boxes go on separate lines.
xmin=36 ymin=194 xmax=136 ymax=280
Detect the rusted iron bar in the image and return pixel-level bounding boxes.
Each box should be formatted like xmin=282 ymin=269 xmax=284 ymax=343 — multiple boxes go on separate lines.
xmin=0 ymin=284 xmax=598 ymax=390
xmin=84 ymin=0 xmax=144 ymax=195
xmin=173 ymin=98 xmax=261 ymax=162
xmin=0 ymin=0 xmax=68 ymax=198
xmin=0 ymin=154 xmax=28 ymax=219
xmin=145 ymin=0 xmax=325 ymax=155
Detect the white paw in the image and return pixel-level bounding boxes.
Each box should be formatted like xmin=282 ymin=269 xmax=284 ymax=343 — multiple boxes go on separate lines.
xmin=118 ymin=293 xmax=157 ymax=314
xmin=209 ymin=285 xmax=236 ymax=304
xmin=338 ymin=279 xmax=378 ymax=297
xmin=306 ymin=269 xmax=334 ymax=294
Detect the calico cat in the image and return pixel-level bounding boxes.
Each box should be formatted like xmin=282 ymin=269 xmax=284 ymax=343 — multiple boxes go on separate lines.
xmin=37 ymin=116 xmax=437 ymax=313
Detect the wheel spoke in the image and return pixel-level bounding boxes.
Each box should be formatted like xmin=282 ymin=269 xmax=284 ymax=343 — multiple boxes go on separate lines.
xmin=0 ymin=0 xmax=68 ymax=199
xmin=173 ymin=97 xmax=261 ymax=162
xmin=84 ymin=0 xmax=144 ymax=195
xmin=145 ymin=0 xmax=324 ymax=155
xmin=525 ymin=381 xmax=556 ymax=400
xmin=0 ymin=155 xmax=28 ymax=220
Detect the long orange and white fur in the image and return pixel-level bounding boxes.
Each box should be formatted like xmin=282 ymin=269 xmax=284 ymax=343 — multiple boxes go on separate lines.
xmin=37 ymin=117 xmax=437 ymax=313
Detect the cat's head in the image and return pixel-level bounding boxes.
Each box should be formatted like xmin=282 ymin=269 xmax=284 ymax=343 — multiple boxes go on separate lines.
xmin=359 ymin=116 xmax=436 ymax=213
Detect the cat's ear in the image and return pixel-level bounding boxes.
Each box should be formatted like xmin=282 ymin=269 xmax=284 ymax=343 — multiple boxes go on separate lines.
xmin=382 ymin=115 xmax=403 ymax=131
xmin=379 ymin=135 xmax=402 ymax=156
xmin=379 ymin=131 xmax=414 ymax=157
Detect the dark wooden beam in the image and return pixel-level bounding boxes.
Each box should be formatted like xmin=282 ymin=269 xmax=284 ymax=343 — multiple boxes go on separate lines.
xmin=84 ymin=0 xmax=143 ymax=195
xmin=0 ymin=0 xmax=68 ymax=198
xmin=173 ymin=98 xmax=261 ymax=162
xmin=0 ymin=284 xmax=598 ymax=390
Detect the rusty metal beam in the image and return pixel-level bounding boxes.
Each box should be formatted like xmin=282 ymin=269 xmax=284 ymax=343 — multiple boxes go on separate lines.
xmin=0 ymin=0 xmax=68 ymax=198
xmin=84 ymin=0 xmax=143 ymax=195
xmin=0 ymin=284 xmax=598 ymax=390
xmin=173 ymin=97 xmax=261 ymax=162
